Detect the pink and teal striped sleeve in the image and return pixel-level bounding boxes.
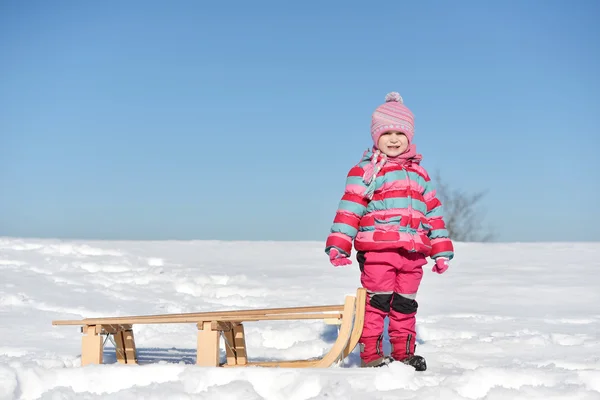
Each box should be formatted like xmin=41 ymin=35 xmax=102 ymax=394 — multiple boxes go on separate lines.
xmin=422 ymin=176 xmax=454 ymax=260
xmin=325 ymin=166 xmax=369 ymax=257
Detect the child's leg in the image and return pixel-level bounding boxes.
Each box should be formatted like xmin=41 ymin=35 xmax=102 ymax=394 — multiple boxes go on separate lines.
xmin=357 ymin=251 xmax=396 ymax=366
xmin=388 ymin=250 xmax=427 ymax=360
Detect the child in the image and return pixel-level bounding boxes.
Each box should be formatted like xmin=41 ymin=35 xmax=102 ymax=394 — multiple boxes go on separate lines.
xmin=325 ymin=92 xmax=454 ymax=371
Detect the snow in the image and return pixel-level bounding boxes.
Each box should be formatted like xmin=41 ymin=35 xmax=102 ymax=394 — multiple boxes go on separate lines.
xmin=0 ymin=237 xmax=599 ymax=399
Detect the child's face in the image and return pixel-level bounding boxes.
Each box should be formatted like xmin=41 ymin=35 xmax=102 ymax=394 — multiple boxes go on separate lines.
xmin=377 ymin=131 xmax=409 ymax=157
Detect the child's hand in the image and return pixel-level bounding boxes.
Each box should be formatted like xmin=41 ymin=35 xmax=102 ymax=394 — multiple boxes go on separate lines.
xmin=432 ymin=257 xmax=449 ymax=274
xmin=329 ymin=248 xmax=352 ymax=267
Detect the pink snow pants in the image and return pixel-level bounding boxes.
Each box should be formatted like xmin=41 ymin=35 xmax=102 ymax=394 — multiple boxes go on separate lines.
xmin=357 ymin=249 xmax=427 ymax=362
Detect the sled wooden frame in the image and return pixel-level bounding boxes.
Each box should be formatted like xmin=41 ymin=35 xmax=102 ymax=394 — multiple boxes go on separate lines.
xmin=51 ymin=288 xmax=366 ymax=368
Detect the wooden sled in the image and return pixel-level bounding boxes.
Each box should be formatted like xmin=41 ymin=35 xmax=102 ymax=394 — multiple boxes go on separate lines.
xmin=52 ymin=288 xmax=366 ymax=368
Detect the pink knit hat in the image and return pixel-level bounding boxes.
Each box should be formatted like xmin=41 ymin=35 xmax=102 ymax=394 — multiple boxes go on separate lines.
xmin=371 ymin=92 xmax=415 ymax=148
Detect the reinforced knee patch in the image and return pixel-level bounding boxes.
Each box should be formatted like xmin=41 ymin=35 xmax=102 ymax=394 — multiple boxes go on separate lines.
xmin=391 ymin=293 xmax=418 ymax=314
xmin=369 ymin=292 xmax=393 ymax=312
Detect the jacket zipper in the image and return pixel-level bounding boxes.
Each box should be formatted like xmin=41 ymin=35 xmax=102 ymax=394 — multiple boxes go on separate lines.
xmin=405 ymin=167 xmax=415 ymax=251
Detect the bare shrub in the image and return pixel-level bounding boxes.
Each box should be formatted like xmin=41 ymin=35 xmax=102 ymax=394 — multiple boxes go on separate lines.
xmin=433 ymin=171 xmax=494 ymax=242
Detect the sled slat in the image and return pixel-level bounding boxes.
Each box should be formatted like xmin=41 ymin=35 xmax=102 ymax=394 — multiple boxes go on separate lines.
xmin=52 ymin=305 xmax=345 ymax=326
xmin=53 ymin=312 xmax=342 ymax=326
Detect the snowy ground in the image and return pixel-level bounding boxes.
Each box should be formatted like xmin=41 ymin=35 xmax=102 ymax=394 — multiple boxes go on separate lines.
xmin=0 ymin=237 xmax=599 ymax=399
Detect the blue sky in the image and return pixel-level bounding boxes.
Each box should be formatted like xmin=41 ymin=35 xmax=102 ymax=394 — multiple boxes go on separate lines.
xmin=1 ymin=0 xmax=598 ymax=243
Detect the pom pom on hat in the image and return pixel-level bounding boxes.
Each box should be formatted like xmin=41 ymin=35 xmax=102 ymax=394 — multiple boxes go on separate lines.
xmin=385 ymin=92 xmax=403 ymax=103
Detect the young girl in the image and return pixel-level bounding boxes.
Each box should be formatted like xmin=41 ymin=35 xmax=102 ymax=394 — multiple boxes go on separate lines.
xmin=325 ymin=92 xmax=454 ymax=370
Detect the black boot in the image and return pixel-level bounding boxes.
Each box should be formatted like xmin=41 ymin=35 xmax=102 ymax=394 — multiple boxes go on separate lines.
xmin=390 ymin=334 xmax=427 ymax=371
xmin=400 ymin=355 xmax=427 ymax=371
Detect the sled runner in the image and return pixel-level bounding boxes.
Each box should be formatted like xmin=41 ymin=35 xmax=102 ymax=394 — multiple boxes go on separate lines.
xmin=51 ymin=288 xmax=366 ymax=368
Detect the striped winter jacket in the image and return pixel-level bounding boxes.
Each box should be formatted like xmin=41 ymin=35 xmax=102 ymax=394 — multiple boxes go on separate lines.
xmin=325 ymin=149 xmax=454 ymax=260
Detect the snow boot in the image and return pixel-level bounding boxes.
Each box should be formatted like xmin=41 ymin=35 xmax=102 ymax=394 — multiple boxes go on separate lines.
xmin=390 ymin=334 xmax=427 ymax=371
xmin=400 ymin=355 xmax=427 ymax=371
xmin=359 ymin=335 xmax=388 ymax=368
